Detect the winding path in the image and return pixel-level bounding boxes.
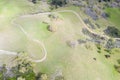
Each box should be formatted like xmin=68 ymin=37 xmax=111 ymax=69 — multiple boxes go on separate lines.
xmin=59 ymin=10 xmax=120 ymax=40
xmin=0 ymin=9 xmax=120 ymax=63
xmin=21 ymin=10 xmax=119 ymax=40
xmin=11 ymin=18 xmax=47 ymax=63
xmin=0 ymin=50 xmax=17 ymax=55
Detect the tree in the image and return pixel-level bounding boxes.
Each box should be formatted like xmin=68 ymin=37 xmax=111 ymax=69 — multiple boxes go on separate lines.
xmin=12 ymin=52 xmax=36 ymax=80
xmin=36 ymin=72 xmax=48 ymax=80
xmin=0 ymin=64 xmax=7 ymax=80
xmin=49 ymin=0 xmax=67 ymax=8
xmin=0 ymin=52 xmax=51 ymax=80
xmin=55 ymin=75 xmax=64 ymax=80
xmin=32 ymin=0 xmax=37 ymax=4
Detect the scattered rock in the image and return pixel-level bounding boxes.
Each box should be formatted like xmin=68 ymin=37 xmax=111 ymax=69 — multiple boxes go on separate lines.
xmin=67 ymin=40 xmax=78 ymax=48
xmin=50 ymin=69 xmax=64 ymax=80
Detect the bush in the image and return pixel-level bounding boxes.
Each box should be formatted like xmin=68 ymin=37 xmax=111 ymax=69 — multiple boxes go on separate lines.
xmin=104 ymin=49 xmax=111 ymax=54
xmin=117 ymin=59 xmax=120 ymax=64
xmin=97 ymin=50 xmax=101 ymax=53
xmin=101 ymin=12 xmax=110 ymax=18
xmin=96 ymin=44 xmax=101 ymax=50
xmin=114 ymin=65 xmax=120 ymax=73
xmin=104 ymin=26 xmax=120 ymax=38
xmin=49 ymin=0 xmax=67 ymax=8
xmin=32 ymin=0 xmax=37 ymax=4
xmin=104 ymin=54 xmax=110 ymax=58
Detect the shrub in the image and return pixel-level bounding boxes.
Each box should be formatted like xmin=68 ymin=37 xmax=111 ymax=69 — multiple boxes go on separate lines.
xmin=117 ymin=59 xmax=120 ymax=64
xmin=114 ymin=65 xmax=120 ymax=73
xmin=104 ymin=26 xmax=120 ymax=38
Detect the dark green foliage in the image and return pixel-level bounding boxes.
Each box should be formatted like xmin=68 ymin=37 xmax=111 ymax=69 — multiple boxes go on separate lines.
xmin=114 ymin=65 xmax=120 ymax=73
xmin=55 ymin=76 xmax=64 ymax=80
xmin=99 ymin=0 xmax=111 ymax=2
xmin=96 ymin=44 xmax=101 ymax=50
xmin=104 ymin=49 xmax=111 ymax=54
xmin=117 ymin=59 xmax=120 ymax=64
xmin=11 ymin=57 xmax=36 ymax=80
xmin=0 ymin=60 xmax=36 ymax=80
xmin=104 ymin=54 xmax=110 ymax=58
xmin=36 ymin=72 xmax=43 ymax=80
xmin=0 ymin=72 xmax=3 ymax=80
xmin=93 ymin=58 xmax=97 ymax=60
xmin=0 ymin=64 xmax=7 ymax=80
xmin=97 ymin=50 xmax=101 ymax=53
xmin=0 ymin=52 xmax=48 ymax=80
xmin=49 ymin=0 xmax=67 ymax=8
xmin=23 ymin=71 xmax=36 ymax=80
xmin=96 ymin=44 xmax=101 ymax=53
xmin=32 ymin=0 xmax=37 ymax=4
xmin=105 ymin=39 xmax=115 ymax=49
xmin=114 ymin=53 xmax=120 ymax=73
xmin=7 ymin=77 xmax=16 ymax=80
xmin=36 ymin=72 xmax=48 ymax=80
xmin=104 ymin=26 xmax=120 ymax=38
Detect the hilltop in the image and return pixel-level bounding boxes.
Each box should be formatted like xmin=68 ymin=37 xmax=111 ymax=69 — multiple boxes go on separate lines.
xmin=0 ymin=0 xmax=120 ymax=80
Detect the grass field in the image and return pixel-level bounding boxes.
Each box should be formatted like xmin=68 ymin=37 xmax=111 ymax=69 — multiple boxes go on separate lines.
xmin=106 ymin=8 xmax=120 ymax=30
xmin=16 ymin=6 xmax=120 ymax=80
xmin=0 ymin=0 xmax=120 ymax=80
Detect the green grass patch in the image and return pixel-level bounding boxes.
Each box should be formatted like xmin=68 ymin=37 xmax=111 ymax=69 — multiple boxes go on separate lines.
xmin=105 ymin=8 xmax=120 ymax=30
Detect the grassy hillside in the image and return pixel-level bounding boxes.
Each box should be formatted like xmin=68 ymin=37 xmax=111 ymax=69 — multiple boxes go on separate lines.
xmin=16 ymin=6 xmax=120 ymax=80
xmin=0 ymin=0 xmax=120 ymax=80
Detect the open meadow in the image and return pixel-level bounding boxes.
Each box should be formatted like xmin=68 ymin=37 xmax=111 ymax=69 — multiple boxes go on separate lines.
xmin=0 ymin=0 xmax=120 ymax=80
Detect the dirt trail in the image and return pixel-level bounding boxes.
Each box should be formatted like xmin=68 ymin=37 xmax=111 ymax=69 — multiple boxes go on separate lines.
xmin=0 ymin=9 xmax=120 ymax=63
xmin=11 ymin=18 xmax=47 ymax=63
xmin=0 ymin=50 xmax=17 ymax=55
